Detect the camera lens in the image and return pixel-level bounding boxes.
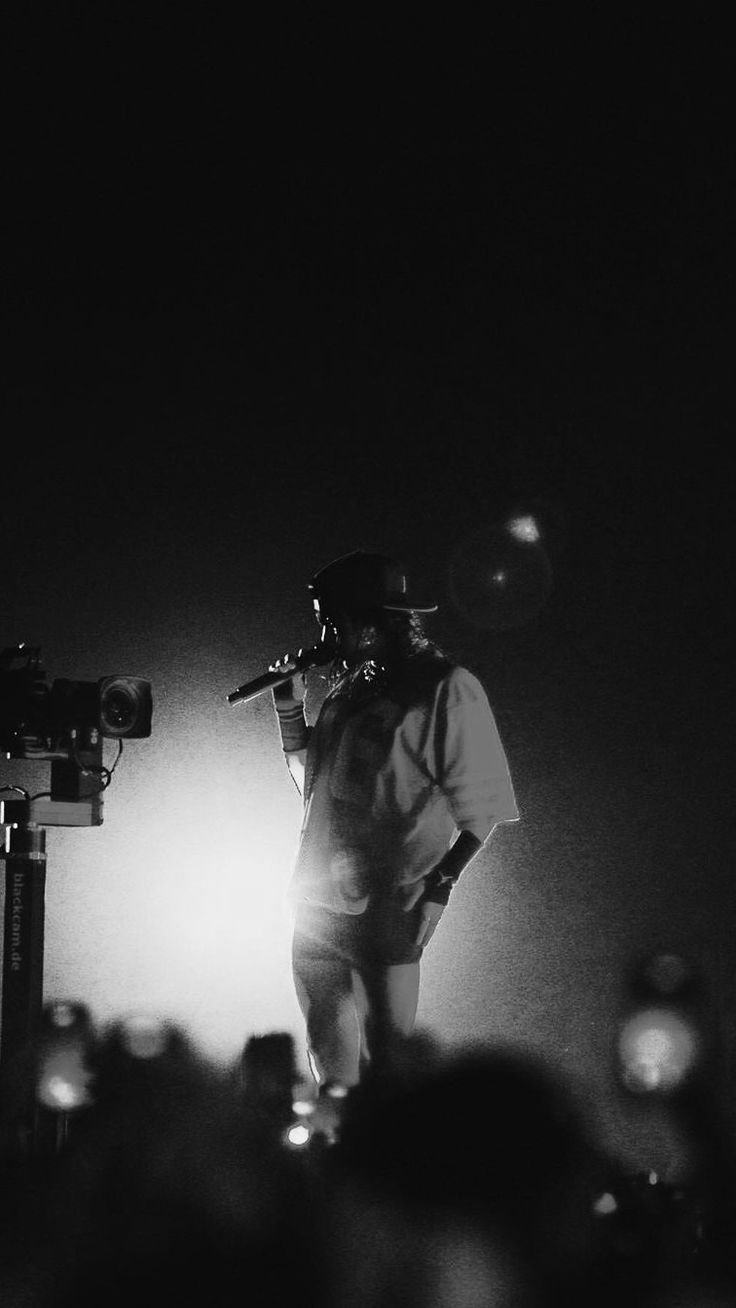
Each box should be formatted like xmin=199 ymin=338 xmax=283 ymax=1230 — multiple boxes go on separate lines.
xmin=103 ymin=688 xmax=135 ymax=730
xmin=98 ymin=677 xmax=152 ymax=738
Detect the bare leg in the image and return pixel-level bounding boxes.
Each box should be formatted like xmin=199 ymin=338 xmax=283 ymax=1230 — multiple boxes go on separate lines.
xmin=292 ymin=950 xmax=362 ymax=1087
xmin=356 ymin=962 xmax=421 ymax=1076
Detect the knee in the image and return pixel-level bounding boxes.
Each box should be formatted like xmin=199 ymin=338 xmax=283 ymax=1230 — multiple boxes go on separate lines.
xmin=307 ymin=994 xmax=356 ymax=1043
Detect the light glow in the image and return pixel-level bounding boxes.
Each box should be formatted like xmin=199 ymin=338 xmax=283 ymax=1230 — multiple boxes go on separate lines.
xmin=506 ymin=514 xmax=541 ymax=544
xmin=618 ymin=1006 xmax=699 ymax=1093
xmin=28 ymin=675 xmax=310 ymax=1071
xmin=37 ymin=1050 xmax=94 ymax=1110
xmin=286 ymin=1123 xmax=311 ymax=1147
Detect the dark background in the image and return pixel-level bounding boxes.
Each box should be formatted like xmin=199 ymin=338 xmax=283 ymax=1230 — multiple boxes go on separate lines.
xmin=2 ymin=11 xmax=734 ymax=1170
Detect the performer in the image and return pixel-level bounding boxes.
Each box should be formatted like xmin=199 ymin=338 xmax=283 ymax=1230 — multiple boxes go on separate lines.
xmin=271 ymin=550 xmax=519 ymax=1089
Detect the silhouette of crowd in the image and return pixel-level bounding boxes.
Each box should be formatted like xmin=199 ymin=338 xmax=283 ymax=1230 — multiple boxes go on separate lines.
xmin=0 ymin=988 xmax=735 ymax=1308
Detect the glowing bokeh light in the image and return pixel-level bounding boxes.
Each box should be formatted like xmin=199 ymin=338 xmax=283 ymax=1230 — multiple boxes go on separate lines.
xmin=119 ymin=1014 xmax=171 ymax=1059
xmin=286 ymin=1123 xmax=311 ymax=1147
xmin=506 ymin=514 xmax=541 ymax=544
xmin=617 ymin=1006 xmax=700 ymax=1093
xmin=37 ymin=1050 xmax=94 ymax=1110
xmin=42 ymin=1076 xmax=82 ymax=1110
xmin=447 ymin=524 xmax=553 ymax=629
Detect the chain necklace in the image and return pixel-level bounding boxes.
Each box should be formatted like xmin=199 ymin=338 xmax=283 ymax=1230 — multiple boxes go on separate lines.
xmin=333 ymin=658 xmax=391 ymax=703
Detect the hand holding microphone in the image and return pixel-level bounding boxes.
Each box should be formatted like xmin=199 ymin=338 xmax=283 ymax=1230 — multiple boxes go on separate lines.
xmin=268 ymin=653 xmax=311 ymax=756
xmin=226 ymin=634 xmax=335 ymax=707
xmin=269 ymin=654 xmax=307 ymax=706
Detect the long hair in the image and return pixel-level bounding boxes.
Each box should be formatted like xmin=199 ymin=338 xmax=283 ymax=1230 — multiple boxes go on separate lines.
xmin=326 ymin=609 xmax=451 ymax=697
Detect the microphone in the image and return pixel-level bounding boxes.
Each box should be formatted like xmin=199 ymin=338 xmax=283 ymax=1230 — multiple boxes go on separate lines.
xmin=226 ymin=637 xmax=336 ymax=706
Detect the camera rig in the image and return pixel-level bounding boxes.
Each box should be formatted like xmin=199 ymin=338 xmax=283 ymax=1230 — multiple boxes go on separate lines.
xmin=0 ymin=645 xmax=153 ymax=1155
xmin=1 ymin=643 xmax=152 ymax=826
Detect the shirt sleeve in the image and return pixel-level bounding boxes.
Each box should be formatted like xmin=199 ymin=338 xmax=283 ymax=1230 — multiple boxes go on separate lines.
xmin=434 ymin=666 xmax=519 ymax=842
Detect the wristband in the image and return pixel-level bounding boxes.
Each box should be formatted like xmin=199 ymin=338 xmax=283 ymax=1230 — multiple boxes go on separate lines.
xmin=274 ymin=703 xmax=309 ymax=753
xmin=423 ymin=867 xmax=455 ymax=906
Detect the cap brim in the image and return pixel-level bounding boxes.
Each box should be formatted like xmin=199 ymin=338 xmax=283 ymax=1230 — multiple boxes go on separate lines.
xmin=382 ymin=600 xmax=438 ymax=613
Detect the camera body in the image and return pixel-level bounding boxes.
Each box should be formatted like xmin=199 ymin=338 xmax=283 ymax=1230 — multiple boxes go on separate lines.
xmin=0 ymin=645 xmax=152 ymax=761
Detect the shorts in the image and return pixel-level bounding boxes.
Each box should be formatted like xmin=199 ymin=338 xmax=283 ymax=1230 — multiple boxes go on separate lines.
xmin=292 ymin=891 xmax=424 ymax=967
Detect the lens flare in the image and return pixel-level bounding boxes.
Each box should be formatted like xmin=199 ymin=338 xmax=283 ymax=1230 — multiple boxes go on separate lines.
xmin=448 ymin=524 xmax=553 ymax=629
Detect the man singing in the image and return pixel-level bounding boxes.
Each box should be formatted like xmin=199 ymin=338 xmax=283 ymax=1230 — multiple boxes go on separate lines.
xmin=270 ymin=550 xmax=519 ymax=1089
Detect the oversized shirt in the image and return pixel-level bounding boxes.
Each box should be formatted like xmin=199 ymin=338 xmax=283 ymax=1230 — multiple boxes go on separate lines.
xmin=289 ymin=658 xmax=518 ymax=914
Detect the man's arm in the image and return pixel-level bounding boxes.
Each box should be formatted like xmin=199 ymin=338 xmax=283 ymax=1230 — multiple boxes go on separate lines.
xmin=271 ymin=665 xmax=309 ymax=795
xmin=422 ymin=829 xmax=484 ymax=903
xmin=283 ymin=743 xmax=307 ymax=795
xmin=402 ymin=829 xmax=485 ymax=949
xmin=404 ymin=665 xmax=518 ymax=949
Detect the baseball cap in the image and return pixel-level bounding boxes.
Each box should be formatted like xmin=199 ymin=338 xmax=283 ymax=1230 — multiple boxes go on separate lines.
xmin=309 ymin=550 xmax=438 ymax=616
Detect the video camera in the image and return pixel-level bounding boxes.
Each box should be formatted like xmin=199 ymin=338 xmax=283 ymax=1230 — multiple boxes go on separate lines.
xmin=0 ymin=649 xmax=152 ymax=1117
xmin=0 ymin=644 xmax=152 ymax=761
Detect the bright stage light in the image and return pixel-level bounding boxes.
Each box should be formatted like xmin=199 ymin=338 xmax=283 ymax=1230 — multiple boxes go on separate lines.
xmin=9 ymin=651 xmax=316 ymax=1074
